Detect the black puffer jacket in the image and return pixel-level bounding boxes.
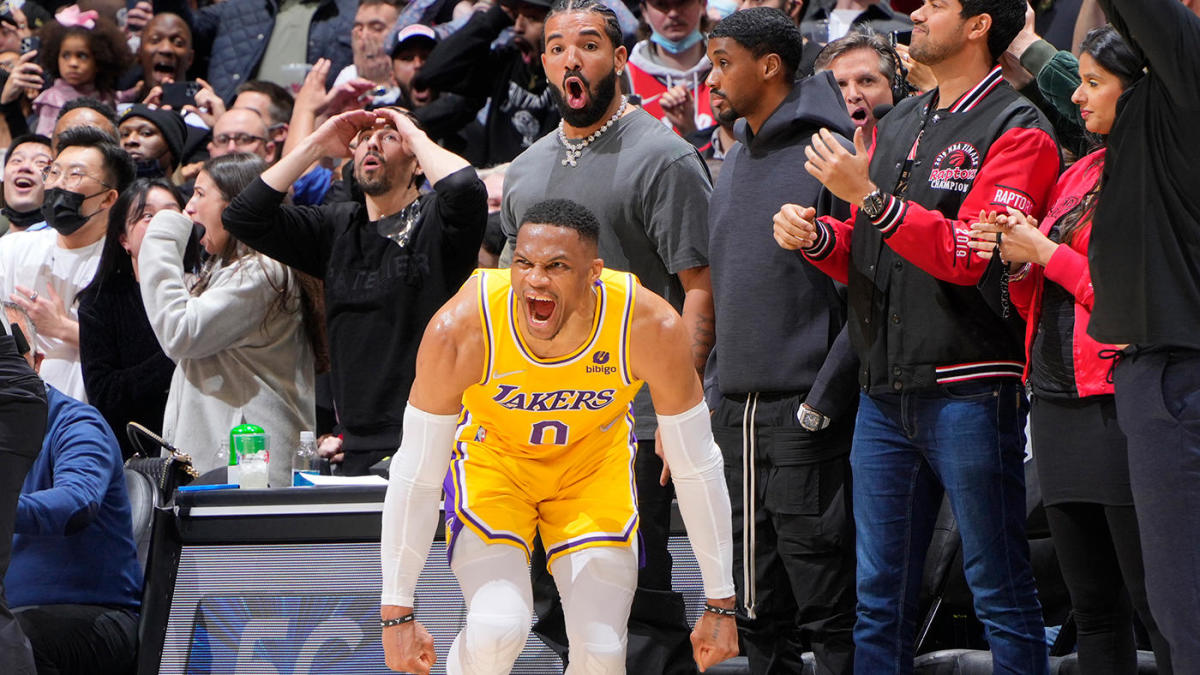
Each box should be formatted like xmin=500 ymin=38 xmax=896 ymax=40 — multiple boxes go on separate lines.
xmin=153 ymin=0 xmax=356 ymax=101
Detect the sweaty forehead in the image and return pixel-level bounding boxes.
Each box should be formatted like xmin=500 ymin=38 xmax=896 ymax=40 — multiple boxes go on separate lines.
xmin=516 ymin=222 xmax=592 ymax=255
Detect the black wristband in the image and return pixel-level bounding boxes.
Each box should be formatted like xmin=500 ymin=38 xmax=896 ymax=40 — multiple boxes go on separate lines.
xmin=380 ymin=614 xmax=416 ymax=629
xmin=703 ymin=603 xmax=737 ymax=617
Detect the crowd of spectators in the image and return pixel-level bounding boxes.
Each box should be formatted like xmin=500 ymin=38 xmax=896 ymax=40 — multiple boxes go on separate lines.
xmin=0 ymin=0 xmax=1197 ymax=673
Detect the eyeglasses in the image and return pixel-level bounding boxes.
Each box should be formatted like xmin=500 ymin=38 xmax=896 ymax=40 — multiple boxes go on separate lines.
xmin=212 ymin=133 xmax=267 ymax=147
xmin=41 ymin=165 xmax=112 ymax=190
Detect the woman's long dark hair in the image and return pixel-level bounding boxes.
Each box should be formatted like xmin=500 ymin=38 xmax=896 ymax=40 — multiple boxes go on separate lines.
xmin=1056 ymin=26 xmax=1143 ymax=246
xmin=193 ymin=153 xmax=329 ymax=373
xmin=83 ymin=178 xmax=194 ymax=294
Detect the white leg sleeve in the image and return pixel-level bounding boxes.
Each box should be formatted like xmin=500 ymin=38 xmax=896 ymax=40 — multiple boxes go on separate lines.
xmin=552 ymin=545 xmax=638 ymax=675
xmin=446 ymin=528 xmax=533 ymax=675
xmin=380 ymin=404 xmax=459 ymax=607
xmin=657 ymin=399 xmax=737 ymax=599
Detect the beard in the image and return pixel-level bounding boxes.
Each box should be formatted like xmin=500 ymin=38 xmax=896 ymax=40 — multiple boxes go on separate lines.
xmin=356 ymin=152 xmax=394 ymax=196
xmin=908 ymin=25 xmax=962 ymax=67
xmin=711 ymin=91 xmax=739 ymax=125
xmin=549 ymin=68 xmax=619 ymax=128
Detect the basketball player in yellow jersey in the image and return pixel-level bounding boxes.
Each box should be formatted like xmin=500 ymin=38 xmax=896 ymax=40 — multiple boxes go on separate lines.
xmin=380 ymin=199 xmax=738 ymax=674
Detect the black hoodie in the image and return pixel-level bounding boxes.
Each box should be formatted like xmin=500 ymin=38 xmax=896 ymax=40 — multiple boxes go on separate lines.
xmin=413 ymin=5 xmax=559 ymax=167
xmin=707 ymin=72 xmax=858 ymax=419
xmin=1087 ymin=0 xmax=1200 ymax=348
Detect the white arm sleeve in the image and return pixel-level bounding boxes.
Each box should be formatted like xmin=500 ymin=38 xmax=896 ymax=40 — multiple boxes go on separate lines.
xmin=380 ymin=405 xmax=459 ymax=607
xmin=656 ymin=399 xmax=737 ymax=599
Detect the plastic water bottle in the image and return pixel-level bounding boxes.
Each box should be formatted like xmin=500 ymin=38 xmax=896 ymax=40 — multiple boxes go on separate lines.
xmin=293 ymin=431 xmax=320 ymax=486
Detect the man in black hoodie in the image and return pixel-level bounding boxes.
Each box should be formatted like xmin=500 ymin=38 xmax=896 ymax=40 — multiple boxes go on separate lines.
xmin=1087 ymin=0 xmax=1200 ymax=669
xmin=412 ymin=0 xmax=558 ymax=167
xmin=705 ymin=9 xmax=858 ymax=674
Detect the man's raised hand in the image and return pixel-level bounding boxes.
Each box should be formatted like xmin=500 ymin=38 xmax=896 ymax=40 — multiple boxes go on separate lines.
xmin=309 ymin=109 xmax=380 ymax=158
xmin=805 ymin=127 xmax=875 ymax=206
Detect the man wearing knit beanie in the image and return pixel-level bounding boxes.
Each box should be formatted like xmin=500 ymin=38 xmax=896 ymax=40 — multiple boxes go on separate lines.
xmin=117 ymin=104 xmax=187 ymax=181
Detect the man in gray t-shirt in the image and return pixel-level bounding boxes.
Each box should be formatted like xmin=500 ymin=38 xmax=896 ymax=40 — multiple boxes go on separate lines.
xmin=499 ymin=1 xmax=716 ymax=671
xmin=502 ymin=108 xmax=711 ymax=348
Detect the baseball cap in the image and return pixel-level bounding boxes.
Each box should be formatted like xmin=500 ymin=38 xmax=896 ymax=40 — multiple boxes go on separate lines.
xmin=388 ymin=24 xmax=438 ymax=57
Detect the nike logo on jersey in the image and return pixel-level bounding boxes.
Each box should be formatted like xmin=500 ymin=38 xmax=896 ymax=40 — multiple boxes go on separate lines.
xmin=599 ymin=416 xmax=621 ymax=432
xmin=492 ymin=369 xmax=526 ymax=380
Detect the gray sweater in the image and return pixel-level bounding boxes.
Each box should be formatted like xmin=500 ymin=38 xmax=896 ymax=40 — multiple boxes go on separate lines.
xmin=140 ymin=210 xmax=315 ymax=486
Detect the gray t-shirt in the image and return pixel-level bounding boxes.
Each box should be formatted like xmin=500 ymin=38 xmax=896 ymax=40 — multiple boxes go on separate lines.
xmin=501 ymin=107 xmax=712 ymax=438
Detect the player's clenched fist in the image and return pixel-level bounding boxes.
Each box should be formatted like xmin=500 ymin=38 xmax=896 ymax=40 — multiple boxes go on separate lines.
xmin=690 ymin=608 xmax=740 ymax=672
xmin=773 ymin=203 xmax=819 ymax=251
xmin=382 ymin=619 xmax=436 ymax=674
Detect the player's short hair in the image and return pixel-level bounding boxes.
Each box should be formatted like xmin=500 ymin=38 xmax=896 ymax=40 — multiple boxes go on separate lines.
xmin=519 ymin=199 xmax=601 ymax=247
xmin=709 ymin=7 xmax=806 ymax=80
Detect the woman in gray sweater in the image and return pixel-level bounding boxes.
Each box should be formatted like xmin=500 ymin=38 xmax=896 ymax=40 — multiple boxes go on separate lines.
xmin=139 ymin=153 xmax=317 ymax=487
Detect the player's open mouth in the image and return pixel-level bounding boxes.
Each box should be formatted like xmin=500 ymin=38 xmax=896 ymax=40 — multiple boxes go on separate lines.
xmin=850 ymin=107 xmax=869 ymax=124
xmin=526 ymin=295 xmax=556 ymax=326
xmin=564 ymin=76 xmax=589 ymax=110
xmin=362 ymin=154 xmax=382 ymax=170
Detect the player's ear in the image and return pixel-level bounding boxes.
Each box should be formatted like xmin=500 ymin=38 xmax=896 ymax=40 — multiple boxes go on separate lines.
xmin=590 ymin=257 xmax=603 ymax=282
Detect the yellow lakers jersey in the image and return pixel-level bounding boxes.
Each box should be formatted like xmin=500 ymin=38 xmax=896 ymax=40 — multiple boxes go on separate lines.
xmin=458 ymin=268 xmax=645 ymax=459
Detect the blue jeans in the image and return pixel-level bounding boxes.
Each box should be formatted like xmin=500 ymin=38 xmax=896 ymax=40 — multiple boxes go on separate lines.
xmin=851 ymin=381 xmax=1047 ymax=674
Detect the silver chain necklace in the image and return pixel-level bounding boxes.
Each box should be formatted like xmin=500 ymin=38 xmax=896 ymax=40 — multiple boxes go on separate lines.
xmin=558 ymin=96 xmax=628 ymax=167
xmin=377 ymin=197 xmax=422 ymax=248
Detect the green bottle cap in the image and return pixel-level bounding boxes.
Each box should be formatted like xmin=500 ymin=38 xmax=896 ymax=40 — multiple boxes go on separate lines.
xmin=229 ymin=424 xmax=267 ymax=464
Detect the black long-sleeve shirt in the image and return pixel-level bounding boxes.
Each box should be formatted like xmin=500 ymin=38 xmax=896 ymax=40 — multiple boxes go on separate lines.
xmin=221 ymin=167 xmax=486 ymax=450
xmin=1086 ymin=0 xmax=1200 ymax=348
xmin=414 ymin=5 xmax=559 ymax=167
xmin=78 ymin=273 xmax=175 ymax=460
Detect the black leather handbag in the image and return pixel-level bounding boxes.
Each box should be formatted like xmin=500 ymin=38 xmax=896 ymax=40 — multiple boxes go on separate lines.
xmin=124 ymin=421 xmax=198 ymax=503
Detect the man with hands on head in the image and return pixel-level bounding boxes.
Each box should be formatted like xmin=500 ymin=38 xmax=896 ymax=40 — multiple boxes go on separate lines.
xmin=379 ymin=199 xmax=738 ymax=674
xmin=221 ymin=106 xmax=486 ymax=476
xmin=773 ymin=0 xmax=1059 ymax=672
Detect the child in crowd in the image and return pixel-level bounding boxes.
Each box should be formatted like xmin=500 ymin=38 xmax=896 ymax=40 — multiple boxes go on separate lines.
xmin=31 ymin=5 xmax=132 ymax=135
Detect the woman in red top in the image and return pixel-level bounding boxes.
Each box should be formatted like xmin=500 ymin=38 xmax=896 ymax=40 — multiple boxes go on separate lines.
xmin=969 ymin=27 xmax=1171 ymax=675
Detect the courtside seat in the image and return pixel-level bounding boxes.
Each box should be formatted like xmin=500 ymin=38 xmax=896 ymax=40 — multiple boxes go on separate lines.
xmin=124 ymin=466 xmax=157 ymax=574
